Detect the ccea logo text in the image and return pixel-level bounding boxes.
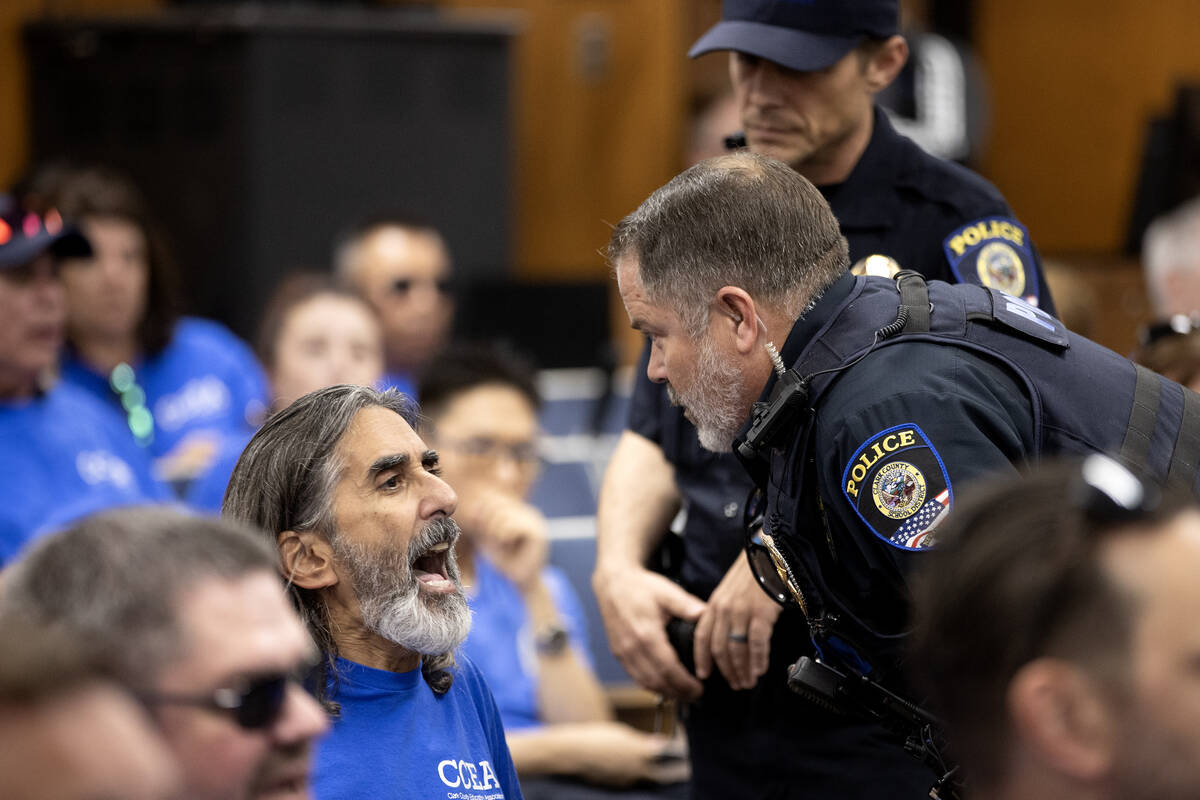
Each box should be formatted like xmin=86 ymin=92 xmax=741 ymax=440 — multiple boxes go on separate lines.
xmin=75 ymin=450 xmax=135 ymax=490
xmin=438 ymin=759 xmax=501 ymax=793
xmin=154 ymin=376 xmax=231 ymax=432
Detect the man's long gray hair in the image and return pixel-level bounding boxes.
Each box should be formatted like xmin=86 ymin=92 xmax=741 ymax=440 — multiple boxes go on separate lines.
xmin=222 ymin=384 xmax=457 ymax=702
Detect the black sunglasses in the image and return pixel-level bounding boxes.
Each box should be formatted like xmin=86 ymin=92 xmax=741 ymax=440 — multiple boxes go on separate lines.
xmin=392 ymin=277 xmax=454 ymax=295
xmin=1139 ymin=313 xmax=1200 ymax=348
xmin=1073 ymin=452 xmax=1161 ymax=524
xmin=140 ymin=672 xmax=296 ymax=730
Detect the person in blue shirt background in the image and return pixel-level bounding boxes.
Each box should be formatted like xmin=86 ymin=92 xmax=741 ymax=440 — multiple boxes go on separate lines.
xmin=420 ymin=344 xmax=689 ymax=799
xmin=0 ymin=192 xmax=168 ymax=564
xmin=186 ymin=272 xmax=385 ymax=513
xmin=24 ymin=164 xmax=269 ymax=496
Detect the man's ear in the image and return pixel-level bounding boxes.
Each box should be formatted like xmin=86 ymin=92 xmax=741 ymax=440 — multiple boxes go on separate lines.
xmin=277 ymin=530 xmax=339 ymax=590
xmin=1008 ymin=658 xmax=1117 ymax=782
xmin=863 ymin=35 xmax=909 ymax=94
xmin=714 ymin=286 xmax=759 ymax=355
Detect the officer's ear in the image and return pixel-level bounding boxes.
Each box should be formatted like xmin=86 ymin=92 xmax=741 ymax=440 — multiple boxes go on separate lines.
xmin=714 ymin=286 xmax=759 ymax=356
xmin=277 ymin=529 xmax=340 ymax=590
xmin=1007 ymin=658 xmax=1118 ymax=781
xmin=860 ymin=35 xmax=908 ymax=94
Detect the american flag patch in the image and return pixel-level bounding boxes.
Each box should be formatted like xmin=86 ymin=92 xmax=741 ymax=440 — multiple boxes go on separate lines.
xmin=889 ymin=489 xmax=950 ymax=549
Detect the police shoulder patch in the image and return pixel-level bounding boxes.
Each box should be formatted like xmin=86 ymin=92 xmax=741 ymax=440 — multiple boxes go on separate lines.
xmin=943 ymin=216 xmax=1042 ymax=308
xmin=841 ymin=424 xmax=953 ymax=551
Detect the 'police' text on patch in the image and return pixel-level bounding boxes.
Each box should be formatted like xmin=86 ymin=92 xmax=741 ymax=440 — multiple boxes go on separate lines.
xmin=943 ymin=216 xmax=1041 ymax=308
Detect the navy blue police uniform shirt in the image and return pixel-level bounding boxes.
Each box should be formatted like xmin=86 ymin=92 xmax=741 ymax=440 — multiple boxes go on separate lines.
xmin=627 ymin=105 xmax=1055 ymax=601
xmin=770 ymin=272 xmax=1037 ymax=652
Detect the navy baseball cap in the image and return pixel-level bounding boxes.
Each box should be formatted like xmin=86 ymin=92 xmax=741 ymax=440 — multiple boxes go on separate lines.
xmin=0 ymin=195 xmax=91 ymax=271
xmin=689 ymin=0 xmax=900 ymax=72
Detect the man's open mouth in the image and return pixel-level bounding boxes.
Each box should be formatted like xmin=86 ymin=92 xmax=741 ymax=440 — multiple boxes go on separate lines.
xmin=411 ymin=541 xmax=456 ymax=593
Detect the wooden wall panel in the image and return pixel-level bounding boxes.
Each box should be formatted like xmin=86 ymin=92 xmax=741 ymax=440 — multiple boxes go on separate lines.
xmin=975 ymin=0 xmax=1200 ymax=253
xmin=436 ymin=0 xmax=691 ymax=280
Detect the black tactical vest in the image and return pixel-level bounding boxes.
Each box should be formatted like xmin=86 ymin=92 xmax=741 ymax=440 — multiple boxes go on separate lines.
xmin=751 ymin=273 xmax=1200 ymax=678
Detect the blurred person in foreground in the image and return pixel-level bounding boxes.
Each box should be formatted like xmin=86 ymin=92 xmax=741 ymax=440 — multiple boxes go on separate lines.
xmin=0 ymin=193 xmax=166 ymax=564
xmin=911 ymin=455 xmax=1200 ymax=800
xmin=334 ymin=216 xmax=453 ymax=398
xmin=186 ymin=272 xmax=384 ymax=512
xmin=223 ymin=384 xmax=522 ymax=799
xmin=419 ymin=344 xmax=689 ymax=799
xmin=0 ymin=614 xmax=181 ymax=800
xmin=25 ymin=164 xmax=269 ymax=493
xmin=0 ymin=507 xmax=330 ymax=800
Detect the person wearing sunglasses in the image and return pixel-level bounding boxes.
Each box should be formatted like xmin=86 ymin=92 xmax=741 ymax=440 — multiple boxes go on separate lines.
xmin=608 ymin=152 xmax=1200 ymax=799
xmin=223 ymin=385 xmax=523 ymax=800
xmin=334 ymin=216 xmax=454 ymax=400
xmin=0 ymin=507 xmax=330 ymax=800
xmin=0 ymin=194 xmax=169 ymax=565
xmin=911 ymin=455 xmax=1200 ymax=800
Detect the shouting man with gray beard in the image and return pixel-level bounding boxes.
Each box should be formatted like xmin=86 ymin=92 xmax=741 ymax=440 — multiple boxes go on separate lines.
xmin=224 ymin=384 xmax=523 ymax=800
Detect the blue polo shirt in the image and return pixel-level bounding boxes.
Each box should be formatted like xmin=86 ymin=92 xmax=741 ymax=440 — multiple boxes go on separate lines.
xmin=460 ymin=557 xmax=591 ymax=731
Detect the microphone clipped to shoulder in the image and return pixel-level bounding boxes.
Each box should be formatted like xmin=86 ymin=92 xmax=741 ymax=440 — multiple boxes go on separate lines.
xmin=737 ymin=317 xmax=808 ymax=460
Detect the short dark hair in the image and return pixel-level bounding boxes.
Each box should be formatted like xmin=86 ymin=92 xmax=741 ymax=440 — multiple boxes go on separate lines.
xmin=909 ymin=461 xmax=1191 ymax=790
xmin=222 ymin=384 xmax=455 ymax=700
xmin=416 ymin=341 xmax=540 ymax=423
xmin=0 ymin=507 xmax=277 ymax=691
xmin=608 ymin=152 xmax=848 ymax=336
xmin=28 ymin=163 xmax=181 ymax=355
xmin=332 ymin=214 xmax=449 ymax=285
xmin=254 ymin=271 xmax=374 ymax=370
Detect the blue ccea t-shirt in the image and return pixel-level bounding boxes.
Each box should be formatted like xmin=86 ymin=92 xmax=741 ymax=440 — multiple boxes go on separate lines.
xmin=313 ymin=656 xmax=523 ymax=800
xmin=59 ymin=317 xmax=269 ymax=490
xmin=460 ymin=557 xmax=592 ymax=731
xmin=0 ymin=382 xmax=170 ymax=564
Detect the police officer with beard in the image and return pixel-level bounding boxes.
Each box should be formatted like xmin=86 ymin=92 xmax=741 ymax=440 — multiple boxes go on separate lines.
xmin=609 ymin=153 xmax=1199 ymax=799
xmin=594 ymin=2 xmax=1057 ymax=797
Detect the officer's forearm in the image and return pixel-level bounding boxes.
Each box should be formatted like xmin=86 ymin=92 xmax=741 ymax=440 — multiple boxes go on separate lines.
xmin=595 ymin=431 xmax=681 ymax=572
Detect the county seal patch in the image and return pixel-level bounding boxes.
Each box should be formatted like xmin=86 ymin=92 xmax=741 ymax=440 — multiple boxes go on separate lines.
xmin=842 ymin=424 xmax=953 ymax=551
xmin=943 ymin=216 xmax=1042 ymax=308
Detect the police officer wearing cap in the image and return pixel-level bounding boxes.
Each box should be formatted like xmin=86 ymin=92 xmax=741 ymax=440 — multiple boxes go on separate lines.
xmin=593 ymin=1 xmax=1056 ymax=797
xmin=609 ymin=152 xmax=1200 ymax=799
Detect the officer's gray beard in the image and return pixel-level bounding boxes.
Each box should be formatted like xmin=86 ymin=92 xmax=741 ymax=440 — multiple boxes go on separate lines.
xmin=668 ymin=335 xmax=746 ymax=453
xmin=331 ymin=517 xmax=472 ymax=656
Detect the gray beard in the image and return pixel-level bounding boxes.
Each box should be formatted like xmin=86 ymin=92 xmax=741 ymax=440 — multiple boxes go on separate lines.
xmin=668 ymin=336 xmax=747 ymax=453
xmin=332 ymin=517 xmax=472 ymax=656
